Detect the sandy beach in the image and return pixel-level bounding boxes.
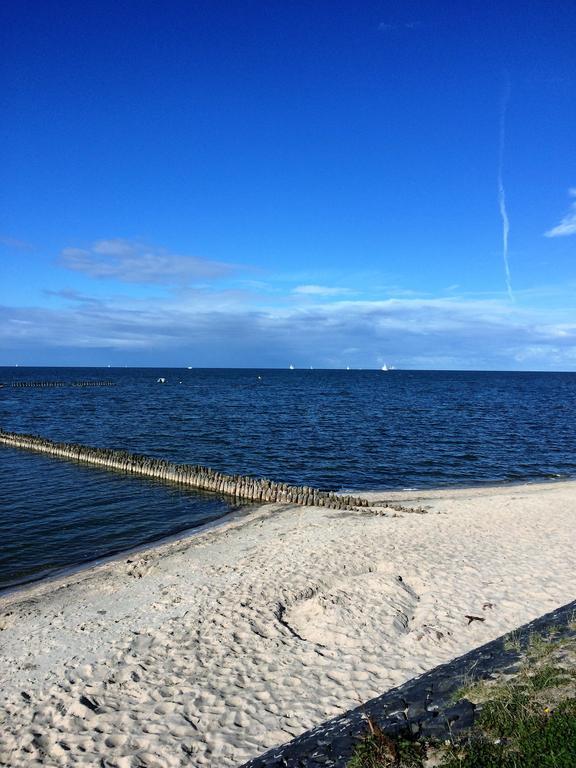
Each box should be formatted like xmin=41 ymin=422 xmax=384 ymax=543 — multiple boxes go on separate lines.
xmin=0 ymin=480 xmax=575 ymax=767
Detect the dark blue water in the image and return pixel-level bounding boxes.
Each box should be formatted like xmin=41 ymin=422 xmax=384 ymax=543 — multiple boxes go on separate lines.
xmin=1 ymin=367 xmax=575 ymax=589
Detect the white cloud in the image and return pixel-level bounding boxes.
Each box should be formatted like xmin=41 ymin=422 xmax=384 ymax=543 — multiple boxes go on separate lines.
xmin=544 ymin=188 xmax=576 ymax=237
xmin=292 ymin=284 xmax=352 ymax=296
xmin=2 ymin=293 xmax=576 ymax=370
xmin=60 ymin=239 xmax=235 ymax=285
xmin=91 ymin=239 xmax=137 ymax=256
xmin=0 ymin=236 xmax=34 ymax=251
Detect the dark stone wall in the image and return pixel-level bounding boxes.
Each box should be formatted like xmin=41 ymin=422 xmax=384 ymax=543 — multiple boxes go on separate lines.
xmin=240 ymin=598 xmax=576 ymax=767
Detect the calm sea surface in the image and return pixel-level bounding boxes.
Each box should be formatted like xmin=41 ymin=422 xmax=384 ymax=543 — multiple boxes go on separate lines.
xmin=1 ymin=367 xmax=575 ymax=589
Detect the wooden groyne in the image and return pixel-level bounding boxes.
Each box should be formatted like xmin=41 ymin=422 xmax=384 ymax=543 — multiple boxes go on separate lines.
xmin=3 ymin=380 xmax=115 ymax=388
xmin=0 ymin=429 xmax=373 ymax=511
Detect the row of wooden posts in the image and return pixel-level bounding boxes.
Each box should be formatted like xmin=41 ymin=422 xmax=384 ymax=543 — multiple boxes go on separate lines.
xmin=4 ymin=381 xmax=116 ymax=388
xmin=0 ymin=429 xmax=376 ymax=511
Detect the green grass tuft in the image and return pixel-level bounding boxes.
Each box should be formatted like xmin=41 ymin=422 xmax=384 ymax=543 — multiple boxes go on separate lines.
xmin=348 ymin=720 xmax=424 ymax=768
xmin=528 ymin=663 xmax=573 ymax=691
xmin=347 ymin=632 xmax=576 ymax=768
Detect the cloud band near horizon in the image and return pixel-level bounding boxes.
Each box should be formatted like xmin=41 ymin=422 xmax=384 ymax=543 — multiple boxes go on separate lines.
xmin=2 ymin=292 xmax=575 ymax=370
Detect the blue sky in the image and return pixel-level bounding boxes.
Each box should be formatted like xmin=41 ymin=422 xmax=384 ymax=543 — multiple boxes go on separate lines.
xmin=1 ymin=0 xmax=575 ymax=369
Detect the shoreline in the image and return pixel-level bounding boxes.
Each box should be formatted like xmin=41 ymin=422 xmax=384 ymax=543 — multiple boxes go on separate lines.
xmin=2 ymin=473 xmax=573 ymax=603
xmin=1 ymin=479 xmax=575 ymax=766
xmin=0 ymin=502 xmax=255 ymax=601
xmin=0 ymin=497 xmax=277 ymax=609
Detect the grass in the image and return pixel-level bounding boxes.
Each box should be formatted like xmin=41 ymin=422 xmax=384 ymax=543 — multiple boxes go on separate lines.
xmin=528 ymin=663 xmax=572 ymax=691
xmin=440 ymin=698 xmax=576 ymax=768
xmin=503 ymin=629 xmax=522 ymax=653
xmin=347 ymin=722 xmax=424 ymax=768
xmin=347 ymin=630 xmax=576 ymax=768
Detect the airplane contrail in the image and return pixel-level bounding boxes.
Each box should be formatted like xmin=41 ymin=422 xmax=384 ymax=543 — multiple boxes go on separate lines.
xmin=498 ymin=77 xmax=513 ymax=300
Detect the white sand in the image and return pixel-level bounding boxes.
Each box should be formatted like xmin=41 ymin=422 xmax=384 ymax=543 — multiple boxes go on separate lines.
xmin=0 ymin=481 xmax=575 ymax=767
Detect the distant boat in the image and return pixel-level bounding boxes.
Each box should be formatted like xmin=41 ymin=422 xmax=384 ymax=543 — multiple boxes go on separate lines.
xmin=381 ymin=364 xmax=395 ymax=371
xmin=346 ymin=366 xmax=350 ymax=371
xmin=289 ymin=364 xmax=295 ymax=370
xmin=187 ymin=366 xmax=192 ymax=370
xmin=157 ymin=377 xmax=166 ymax=383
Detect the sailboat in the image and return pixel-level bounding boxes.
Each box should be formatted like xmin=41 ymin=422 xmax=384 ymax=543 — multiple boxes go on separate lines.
xmin=289 ymin=364 xmax=295 ymax=370
xmin=381 ymin=364 xmax=395 ymax=371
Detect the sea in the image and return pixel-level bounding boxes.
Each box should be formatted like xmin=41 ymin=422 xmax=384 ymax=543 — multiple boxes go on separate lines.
xmin=1 ymin=367 xmax=575 ymax=591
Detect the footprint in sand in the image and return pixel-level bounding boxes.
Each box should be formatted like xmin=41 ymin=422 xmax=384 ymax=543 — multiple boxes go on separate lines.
xmin=126 ymin=558 xmax=155 ymax=579
xmin=279 ymin=570 xmax=419 ymax=650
